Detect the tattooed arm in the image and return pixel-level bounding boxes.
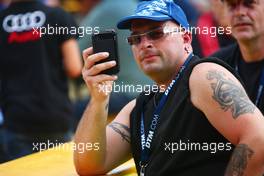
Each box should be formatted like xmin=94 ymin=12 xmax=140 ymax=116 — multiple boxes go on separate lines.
xmin=189 ymin=63 xmax=264 ymax=175
xmin=74 ymin=99 xmax=135 ymax=175
xmin=108 ymin=122 xmax=130 ymax=143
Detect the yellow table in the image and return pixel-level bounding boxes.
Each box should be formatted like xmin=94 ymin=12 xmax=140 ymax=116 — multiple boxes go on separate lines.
xmin=0 ymin=142 xmax=136 ymax=176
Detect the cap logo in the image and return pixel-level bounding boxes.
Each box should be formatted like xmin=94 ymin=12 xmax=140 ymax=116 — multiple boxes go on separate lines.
xmin=136 ymin=0 xmax=168 ymax=16
xmin=117 ymin=0 xmax=189 ymax=29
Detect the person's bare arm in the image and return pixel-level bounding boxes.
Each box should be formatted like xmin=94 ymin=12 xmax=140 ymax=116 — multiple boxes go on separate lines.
xmin=74 ymin=47 xmax=133 ymax=175
xmin=190 ymin=63 xmax=264 ymax=176
xmin=74 ymin=99 xmax=135 ymax=175
xmin=61 ymin=38 xmax=82 ymax=78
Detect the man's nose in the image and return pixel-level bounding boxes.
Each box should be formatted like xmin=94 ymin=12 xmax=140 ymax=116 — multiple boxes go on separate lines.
xmin=233 ymin=3 xmax=248 ymax=16
xmin=138 ymin=35 xmax=153 ymax=48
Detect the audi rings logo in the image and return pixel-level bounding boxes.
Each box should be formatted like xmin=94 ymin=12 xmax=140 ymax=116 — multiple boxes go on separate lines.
xmin=3 ymin=11 xmax=46 ymax=33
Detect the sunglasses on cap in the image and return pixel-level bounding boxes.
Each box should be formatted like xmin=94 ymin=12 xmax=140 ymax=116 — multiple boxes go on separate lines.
xmin=127 ymin=26 xmax=182 ymax=46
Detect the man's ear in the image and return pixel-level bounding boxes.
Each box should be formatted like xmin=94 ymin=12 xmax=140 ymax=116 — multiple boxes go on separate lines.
xmin=182 ymin=31 xmax=192 ymax=44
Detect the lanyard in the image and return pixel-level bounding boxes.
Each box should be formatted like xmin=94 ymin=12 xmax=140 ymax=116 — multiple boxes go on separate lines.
xmin=235 ymin=60 xmax=264 ymax=106
xmin=139 ymin=53 xmax=193 ymax=172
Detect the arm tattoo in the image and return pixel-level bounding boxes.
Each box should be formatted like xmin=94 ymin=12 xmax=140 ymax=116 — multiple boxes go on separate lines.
xmin=108 ymin=122 xmax=130 ymax=143
xmin=206 ymin=70 xmax=255 ymax=119
xmin=225 ymin=144 xmax=254 ymax=176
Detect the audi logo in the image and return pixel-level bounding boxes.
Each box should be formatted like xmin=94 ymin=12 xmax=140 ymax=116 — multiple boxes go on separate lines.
xmin=3 ymin=11 xmax=46 ymax=33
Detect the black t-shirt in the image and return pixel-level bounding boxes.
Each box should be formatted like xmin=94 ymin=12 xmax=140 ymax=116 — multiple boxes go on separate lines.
xmin=212 ymin=44 xmax=264 ymax=112
xmin=130 ymin=56 xmax=237 ymax=176
xmin=0 ymin=1 xmax=78 ymax=133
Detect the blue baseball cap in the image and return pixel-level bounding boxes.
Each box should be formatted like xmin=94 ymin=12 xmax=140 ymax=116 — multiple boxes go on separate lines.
xmin=117 ymin=0 xmax=189 ymax=30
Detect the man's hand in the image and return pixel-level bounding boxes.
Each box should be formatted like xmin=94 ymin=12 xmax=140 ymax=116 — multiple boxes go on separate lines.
xmin=82 ymin=47 xmax=118 ymax=101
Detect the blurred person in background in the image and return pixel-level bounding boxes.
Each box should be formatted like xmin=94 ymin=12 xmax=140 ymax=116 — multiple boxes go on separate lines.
xmin=75 ymin=0 xmax=153 ymax=124
xmin=212 ymin=0 xmax=264 ymax=115
xmin=0 ymin=86 xmax=7 ymax=163
xmin=0 ymin=0 xmax=10 ymax=10
xmin=0 ymin=0 xmax=82 ymax=162
xmin=0 ymin=0 xmax=10 ymax=164
xmin=192 ymin=0 xmax=236 ymax=57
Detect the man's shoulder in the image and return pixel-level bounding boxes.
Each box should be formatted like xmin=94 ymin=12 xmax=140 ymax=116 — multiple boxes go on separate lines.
xmin=188 ymin=55 xmax=241 ymax=84
xmin=210 ymin=43 xmax=239 ymax=62
xmin=186 ymin=55 xmax=235 ymax=77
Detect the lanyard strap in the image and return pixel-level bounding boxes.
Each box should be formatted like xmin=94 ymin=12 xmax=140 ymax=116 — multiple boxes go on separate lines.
xmin=140 ymin=53 xmax=193 ymax=165
xmin=235 ymin=60 xmax=264 ymax=106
